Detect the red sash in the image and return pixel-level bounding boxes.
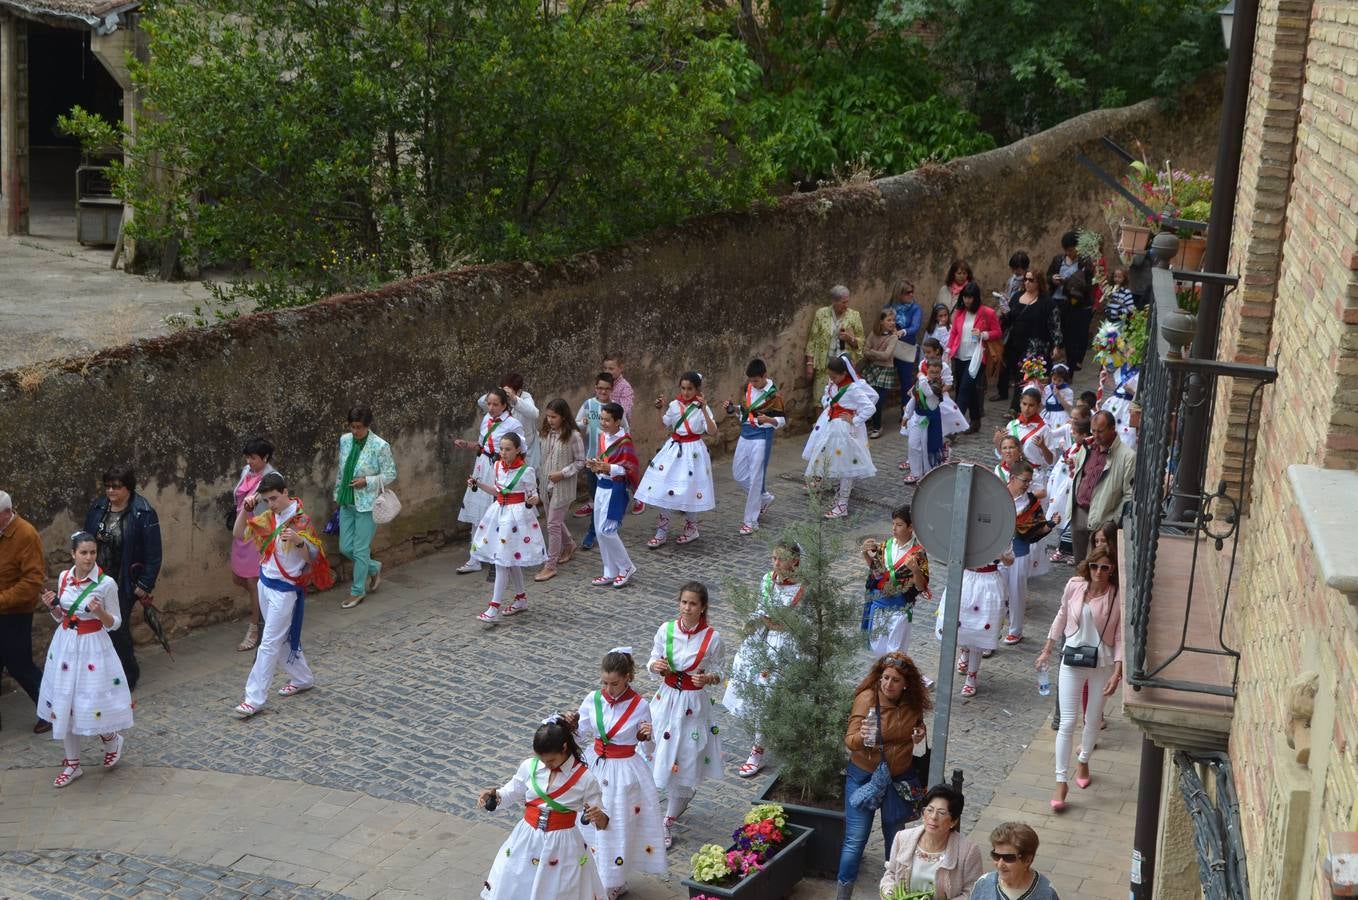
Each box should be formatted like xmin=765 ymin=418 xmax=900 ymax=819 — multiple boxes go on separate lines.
xmin=664 ymin=626 xmax=715 ymax=690
xmin=496 ymin=493 xmax=527 ymax=505
xmin=1010 ymin=419 xmax=1044 ymax=446
xmin=71 ymin=618 xmax=103 ymax=635
xmin=522 ymin=806 xmax=579 ymax=831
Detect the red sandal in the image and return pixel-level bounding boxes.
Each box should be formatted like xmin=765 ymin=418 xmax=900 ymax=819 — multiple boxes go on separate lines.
xmin=53 ymin=758 xmax=82 ymax=788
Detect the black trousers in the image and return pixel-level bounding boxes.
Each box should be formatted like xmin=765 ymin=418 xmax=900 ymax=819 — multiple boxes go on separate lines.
xmin=108 ymin=592 xmax=141 ymax=692
xmin=1061 ymin=306 xmax=1095 ymax=370
xmin=953 ymin=357 xmax=985 ymax=426
xmin=0 ymin=612 xmax=44 ymax=722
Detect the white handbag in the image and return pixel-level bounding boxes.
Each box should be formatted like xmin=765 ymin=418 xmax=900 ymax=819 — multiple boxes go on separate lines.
xmin=371 ymin=484 xmax=402 ymax=524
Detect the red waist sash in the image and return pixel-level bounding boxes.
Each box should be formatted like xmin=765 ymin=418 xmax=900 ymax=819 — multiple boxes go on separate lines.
xmin=496 ymin=493 xmax=527 ymax=505
xmin=973 ymin=564 xmax=999 ymax=573
xmin=671 ymin=433 xmax=703 ymax=444
xmin=66 ymin=618 xmax=103 ymax=635
xmin=663 ymin=672 xmax=703 ymax=690
xmin=829 ymin=404 xmax=856 ymax=420
xmin=522 ymin=805 xmax=579 ymax=831
xmin=593 ymin=740 xmax=637 ymax=759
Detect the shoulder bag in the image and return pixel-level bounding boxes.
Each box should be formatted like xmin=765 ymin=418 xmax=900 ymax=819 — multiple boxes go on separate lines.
xmin=372 ymin=485 xmax=402 ymax=525
xmin=1061 ymin=591 xmax=1116 ymax=668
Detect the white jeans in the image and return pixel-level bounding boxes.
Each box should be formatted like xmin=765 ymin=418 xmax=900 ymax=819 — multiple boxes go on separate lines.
xmin=1054 ymin=661 xmax=1113 ymax=782
xmin=732 ymin=437 xmax=773 ymax=526
xmin=244 ymin=582 xmax=314 ymax=707
xmin=1000 ymin=554 xmax=1029 ymax=636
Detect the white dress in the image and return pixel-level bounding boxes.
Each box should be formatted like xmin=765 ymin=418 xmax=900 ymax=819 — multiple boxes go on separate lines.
xmin=1103 ymin=366 xmax=1140 ymax=450
xmin=482 ymin=758 xmax=607 ymax=900
xmin=722 ymin=574 xmax=804 ymax=718
xmin=637 ymin=400 xmax=717 ymax=513
xmin=935 ymin=566 xmax=1006 ymax=652
xmin=918 ymin=360 xmax=969 ymax=436
xmin=802 ymin=378 xmax=878 ymax=479
xmin=576 ymin=689 xmax=667 ymax=889
xmin=37 ymin=566 xmax=134 ymax=738
xmin=1042 ymin=384 xmax=1074 ymax=430
xmin=470 ymin=460 xmax=547 ymax=567
xmin=481 ymin=391 xmax=541 ymax=470
xmin=458 ymin=412 xmax=526 ymax=526
xmin=649 ymin=620 xmax=726 ymax=791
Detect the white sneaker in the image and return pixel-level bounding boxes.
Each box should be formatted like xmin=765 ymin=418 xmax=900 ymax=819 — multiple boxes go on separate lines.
xmin=457 ymin=560 xmax=482 ymax=574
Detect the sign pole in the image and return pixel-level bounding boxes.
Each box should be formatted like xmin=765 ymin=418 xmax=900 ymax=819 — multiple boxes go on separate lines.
xmin=928 ymin=463 xmax=975 ymax=787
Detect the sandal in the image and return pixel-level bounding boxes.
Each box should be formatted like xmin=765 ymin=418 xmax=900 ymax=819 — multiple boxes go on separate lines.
xmin=956 ymin=654 xmax=970 ymax=674
xmin=477 ymin=602 xmax=501 ymax=623
xmin=674 ymin=523 xmax=699 ymax=545
xmin=278 ymin=682 xmax=313 ymax=697
xmin=981 ymin=648 xmax=994 ymax=659
xmin=738 ymin=523 xmax=756 ymax=536
xmin=824 ymin=503 xmax=848 ymax=520
xmin=961 ymin=673 xmax=978 ymax=697
xmin=760 ymin=493 xmax=775 ymax=515
xmin=233 ymin=701 xmax=259 ymax=719
xmin=100 ymin=734 xmax=124 ymax=769
xmin=613 ymin=567 xmax=637 ymax=589
xmin=591 ymin=576 xmax=613 ymax=587
xmin=237 ymin=622 xmax=260 ymax=652
xmin=53 ymin=758 xmax=82 ymax=788
xmin=503 ymin=595 xmax=528 ymax=616
xmin=898 ymin=461 xmax=909 ymax=470
xmin=903 ymin=474 xmax=919 ymax=485
xmin=664 ymin=816 xmax=677 ymax=849
xmin=646 ymin=533 xmax=668 ymax=549
xmin=737 ymin=747 xmax=765 ymax=778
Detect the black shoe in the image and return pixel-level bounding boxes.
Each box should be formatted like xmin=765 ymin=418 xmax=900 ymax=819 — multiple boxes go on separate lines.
xmin=1050 ymin=713 xmax=1060 ymax=731
xmin=34 ymin=719 xmax=52 ymax=734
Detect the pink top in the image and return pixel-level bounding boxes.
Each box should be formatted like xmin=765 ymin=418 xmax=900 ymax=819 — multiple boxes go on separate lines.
xmin=1047 ymin=576 xmax=1124 ymax=663
xmin=946 ymin=305 xmax=1001 ymax=361
xmin=611 ymin=376 xmax=636 ymax=421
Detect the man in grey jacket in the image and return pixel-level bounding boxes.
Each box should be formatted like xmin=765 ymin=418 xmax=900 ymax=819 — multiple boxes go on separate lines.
xmin=1068 ymin=411 xmax=1135 ymax=564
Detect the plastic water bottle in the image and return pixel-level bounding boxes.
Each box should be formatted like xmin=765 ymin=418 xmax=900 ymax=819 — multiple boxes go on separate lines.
xmin=1037 ymin=663 xmax=1051 ymax=697
xmin=863 ymin=708 xmax=879 ymax=747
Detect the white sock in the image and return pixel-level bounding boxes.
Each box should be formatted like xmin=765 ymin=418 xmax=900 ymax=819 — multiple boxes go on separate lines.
xmin=62 ymin=732 xmax=80 ymax=762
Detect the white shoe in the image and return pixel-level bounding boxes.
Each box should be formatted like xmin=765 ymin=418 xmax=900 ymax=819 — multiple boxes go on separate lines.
xmin=457 ymin=560 xmax=482 ymax=574
xmin=760 ymin=493 xmax=775 ymax=514
xmin=233 ymin=701 xmax=260 ymax=719
xmin=100 ymin=733 xmax=124 ymax=769
xmin=477 ymin=603 xmax=501 ymax=623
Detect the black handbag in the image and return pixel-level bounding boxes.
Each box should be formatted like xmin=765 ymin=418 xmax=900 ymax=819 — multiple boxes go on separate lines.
xmin=1061 ymin=592 xmax=1115 ymax=668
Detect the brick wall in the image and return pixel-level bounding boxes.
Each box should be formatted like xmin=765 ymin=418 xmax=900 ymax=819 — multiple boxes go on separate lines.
xmin=1220 ymin=1 xmax=1358 ymax=897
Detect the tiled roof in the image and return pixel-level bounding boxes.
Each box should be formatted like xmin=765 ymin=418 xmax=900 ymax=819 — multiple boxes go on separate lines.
xmin=0 ymin=1 xmax=139 ymax=27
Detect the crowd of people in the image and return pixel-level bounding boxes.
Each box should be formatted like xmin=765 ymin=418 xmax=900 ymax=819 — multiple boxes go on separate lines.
xmin=0 ymin=232 xmax=1147 ymax=898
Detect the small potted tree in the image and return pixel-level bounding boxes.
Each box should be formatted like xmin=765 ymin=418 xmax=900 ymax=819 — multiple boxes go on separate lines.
xmin=723 ymin=508 xmax=864 ymax=877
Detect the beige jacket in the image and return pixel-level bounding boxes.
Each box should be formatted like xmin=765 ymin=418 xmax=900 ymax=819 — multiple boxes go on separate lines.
xmin=880 ymin=825 xmax=983 ymax=899
xmin=539 ymin=429 xmax=585 ymax=511
xmin=1067 ymin=436 xmax=1135 ymax=529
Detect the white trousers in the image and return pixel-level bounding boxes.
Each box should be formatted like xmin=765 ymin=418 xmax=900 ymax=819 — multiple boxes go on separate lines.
xmin=594 ymin=486 xmax=634 ymax=578
xmin=244 ymin=582 xmax=314 ymax=707
xmin=905 ymin=421 xmax=932 ymax=478
xmin=1000 ymin=555 xmax=1029 ymax=637
xmin=1055 ymin=662 xmax=1114 ymax=782
xmin=732 ymin=437 xmax=773 ymax=526
xmin=868 ymin=611 xmax=912 ymax=658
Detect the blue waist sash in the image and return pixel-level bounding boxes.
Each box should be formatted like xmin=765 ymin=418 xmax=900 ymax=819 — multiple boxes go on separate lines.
xmin=259 ymin=572 xmax=306 ymax=661
xmin=598 ymin=477 xmax=630 ymax=525
xmin=861 ymin=577 xmax=918 ymax=631
xmin=1045 ymin=400 xmax=1064 ymax=411
xmin=1011 ymin=536 xmax=1031 ymax=558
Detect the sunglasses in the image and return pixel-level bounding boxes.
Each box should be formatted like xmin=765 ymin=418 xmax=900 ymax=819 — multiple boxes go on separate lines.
xmin=1089 ymin=563 xmax=1114 ymax=572
xmin=1023 ymin=276 xmax=1037 ymax=282
xmin=104 ymin=483 xmax=126 ymax=490
xmin=990 ymin=851 xmax=1021 ymax=863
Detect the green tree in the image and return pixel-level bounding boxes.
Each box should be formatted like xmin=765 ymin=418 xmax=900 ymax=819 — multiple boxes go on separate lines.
xmin=892 ymin=0 xmax=1228 ymax=141
xmin=120 ymin=0 xmax=775 ymax=306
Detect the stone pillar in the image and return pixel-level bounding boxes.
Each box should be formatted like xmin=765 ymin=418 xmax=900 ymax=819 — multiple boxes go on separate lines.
xmin=1153 ymin=753 xmax=1200 ymax=900
xmin=0 ymin=11 xmax=29 ymax=237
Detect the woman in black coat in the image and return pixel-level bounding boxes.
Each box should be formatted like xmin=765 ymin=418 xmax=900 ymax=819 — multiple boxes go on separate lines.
xmin=1002 ymin=269 xmax=1064 ymax=412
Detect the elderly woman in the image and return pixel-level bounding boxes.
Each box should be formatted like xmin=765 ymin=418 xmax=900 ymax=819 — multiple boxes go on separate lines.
xmin=805 ymin=284 xmax=865 ymax=402
xmin=332 ymin=407 xmax=398 ymax=610
xmin=880 ymin=784 xmax=983 ymax=899
xmin=1035 ymin=545 xmax=1123 ymax=811
xmin=836 ymin=652 xmax=933 ymax=900
xmin=973 ymin=822 xmax=1061 ymax=899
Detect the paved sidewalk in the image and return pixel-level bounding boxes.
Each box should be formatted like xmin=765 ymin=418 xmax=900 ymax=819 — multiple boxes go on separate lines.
xmin=0 ymin=392 xmax=1134 ymax=899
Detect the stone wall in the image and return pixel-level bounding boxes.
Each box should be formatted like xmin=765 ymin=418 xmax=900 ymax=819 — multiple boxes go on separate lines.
xmin=1217 ymin=1 xmax=1358 ymax=896
xmin=0 ymin=80 xmax=1219 ymax=646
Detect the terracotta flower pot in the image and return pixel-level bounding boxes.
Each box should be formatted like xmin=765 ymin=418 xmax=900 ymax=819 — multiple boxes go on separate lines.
xmin=1173 ymin=235 xmax=1208 ymax=271
xmin=1116 ymin=223 xmax=1153 ymax=264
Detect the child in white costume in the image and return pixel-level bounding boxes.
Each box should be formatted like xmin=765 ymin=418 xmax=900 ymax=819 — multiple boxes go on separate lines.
xmin=584 ymin=403 xmax=640 ymax=589
xmin=648 ymin=581 xmax=726 ymax=849
xmin=803 ymin=354 xmax=878 ymax=519
xmin=1101 ymin=364 xmax=1140 ymax=450
xmin=1043 ymin=364 xmax=1076 ymax=431
xmin=722 ymin=542 xmax=804 ymax=779
xmin=469 ymin=433 xmax=547 ymax=622
xmin=936 ymin=543 xmax=1013 ymax=699
xmin=563 ymin=649 xmax=666 ymax=899
xmin=478 ymin=374 xmax=540 ymax=469
xmin=861 ymin=505 xmax=931 ymax=658
xmin=725 ymin=359 xmax=786 ymax=535
xmin=639 ymin=370 xmax=718 ymax=547
xmin=478 ymin=720 xmax=610 ymax=900
xmin=455 ymin=387 xmax=526 ymax=575
xmin=38 ymin=532 xmax=134 ymax=788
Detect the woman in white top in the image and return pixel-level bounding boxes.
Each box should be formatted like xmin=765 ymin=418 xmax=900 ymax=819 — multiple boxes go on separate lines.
xmin=1035 ymin=546 xmax=1123 ymax=812
xmin=38 ymin=531 xmax=134 ymax=788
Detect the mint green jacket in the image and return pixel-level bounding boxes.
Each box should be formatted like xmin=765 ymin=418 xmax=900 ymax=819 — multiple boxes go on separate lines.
xmin=332 ymin=432 xmax=397 ymax=513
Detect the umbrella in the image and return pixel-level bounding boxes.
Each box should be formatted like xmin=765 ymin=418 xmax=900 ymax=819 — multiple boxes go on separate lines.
xmin=141 ymin=598 xmax=173 ymax=659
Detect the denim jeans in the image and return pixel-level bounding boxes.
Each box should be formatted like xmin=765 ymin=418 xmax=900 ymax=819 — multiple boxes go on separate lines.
xmin=582 ymin=470 xmax=598 ymax=545
xmin=837 ymin=761 xmax=914 ymax=884
xmin=892 ymin=357 xmax=917 ymax=417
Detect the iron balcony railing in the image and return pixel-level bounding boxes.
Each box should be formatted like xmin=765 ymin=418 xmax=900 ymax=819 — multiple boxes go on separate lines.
xmin=1124 ymin=262 xmax=1277 ymax=697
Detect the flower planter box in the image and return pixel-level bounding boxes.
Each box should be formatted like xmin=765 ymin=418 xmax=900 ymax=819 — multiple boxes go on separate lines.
xmin=756 ymin=776 xmax=846 ymax=878
xmin=681 ymin=823 xmax=813 ymax=899
xmin=1172 ymin=234 xmax=1208 ymax=271
xmin=1116 ymin=223 xmax=1153 ymax=263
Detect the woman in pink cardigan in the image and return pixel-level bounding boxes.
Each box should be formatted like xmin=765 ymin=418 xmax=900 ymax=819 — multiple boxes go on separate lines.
xmin=947 ymin=283 xmax=1001 ymax=434
xmin=1034 ymin=545 xmax=1123 ymax=811
xmin=879 ymin=784 xmax=983 ymax=899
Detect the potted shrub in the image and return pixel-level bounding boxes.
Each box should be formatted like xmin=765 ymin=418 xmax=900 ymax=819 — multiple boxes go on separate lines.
xmin=724 ymin=511 xmax=863 ymax=876
xmin=680 ymin=804 xmax=815 ymax=899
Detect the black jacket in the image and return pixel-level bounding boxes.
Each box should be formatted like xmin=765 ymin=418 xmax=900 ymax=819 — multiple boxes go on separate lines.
xmin=84 ymin=494 xmax=162 ymax=603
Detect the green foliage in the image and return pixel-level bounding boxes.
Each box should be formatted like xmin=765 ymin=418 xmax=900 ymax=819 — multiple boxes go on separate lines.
xmin=898 ymin=0 xmax=1228 ymax=140
xmin=55 ymin=105 xmax=121 ymax=162
xmin=726 ymin=506 xmax=860 ymax=804
xmin=119 ymin=0 xmax=775 ymax=305
xmin=690 ymin=843 xmax=732 ymax=883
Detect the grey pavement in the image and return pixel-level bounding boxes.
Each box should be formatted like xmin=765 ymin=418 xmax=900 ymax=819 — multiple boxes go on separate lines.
xmin=0 ymin=394 xmax=1098 ymax=899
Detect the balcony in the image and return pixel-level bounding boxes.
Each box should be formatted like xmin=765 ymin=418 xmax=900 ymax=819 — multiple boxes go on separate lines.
xmin=1120 ymin=260 xmax=1276 ymax=752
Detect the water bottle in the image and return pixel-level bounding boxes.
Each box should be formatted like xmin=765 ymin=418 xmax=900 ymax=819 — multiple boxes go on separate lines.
xmin=863 ymin=708 xmax=879 ymax=747
xmin=1037 ymin=663 xmax=1051 ymax=697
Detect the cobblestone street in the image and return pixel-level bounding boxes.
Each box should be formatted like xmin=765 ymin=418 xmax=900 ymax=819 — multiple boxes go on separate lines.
xmin=0 ymin=412 xmax=1132 ymax=899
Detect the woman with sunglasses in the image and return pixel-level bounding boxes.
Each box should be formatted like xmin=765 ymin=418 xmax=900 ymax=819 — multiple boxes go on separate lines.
xmin=887 ymin=281 xmax=925 ymax=412
xmin=973 ymin=822 xmax=1061 ymax=899
xmin=878 ymin=783 xmax=982 ymax=899
xmin=836 ymin=652 xmax=932 ymax=899
xmin=1034 ymin=546 xmax=1123 ymax=811
xmin=1001 ymin=270 xmax=1063 ymax=413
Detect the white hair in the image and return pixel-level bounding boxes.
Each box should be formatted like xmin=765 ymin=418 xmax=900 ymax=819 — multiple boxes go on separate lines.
xmin=0 ymin=491 xmax=11 ymax=513
xmin=830 ymin=285 xmax=851 ymax=299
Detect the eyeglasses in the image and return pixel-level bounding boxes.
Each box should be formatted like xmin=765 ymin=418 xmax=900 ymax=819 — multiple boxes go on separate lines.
xmin=990 ymin=851 xmax=1021 ymax=863
xmin=1089 ymin=563 xmax=1114 ymax=572
xmin=104 ymin=483 xmax=126 ymax=490
xmin=1023 ymin=276 xmax=1036 ymax=282
xmin=922 ymin=806 xmax=951 ymax=818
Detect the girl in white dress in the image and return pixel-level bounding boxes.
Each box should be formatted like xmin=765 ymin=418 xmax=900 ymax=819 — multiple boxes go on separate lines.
xmin=479 ymin=374 xmax=541 ymax=470
xmin=1100 ymin=363 xmax=1140 ymax=450
xmin=456 ymin=388 xmax=526 ymax=575
xmin=803 ymin=354 xmax=878 ymax=519
xmin=564 ymin=649 xmax=666 ymax=899
xmin=478 ymin=720 xmax=610 ymax=900
xmin=647 ymin=581 xmax=726 ymax=849
xmin=639 ymin=372 xmax=718 ymax=547
xmin=936 ymin=547 xmax=1013 ymax=699
xmin=469 ymin=433 xmax=546 ymax=623
xmin=722 ymin=541 xmax=804 ymax=779
xmin=1043 ymin=364 xmax=1076 ymax=431
xmin=37 ymin=532 xmax=134 ymax=788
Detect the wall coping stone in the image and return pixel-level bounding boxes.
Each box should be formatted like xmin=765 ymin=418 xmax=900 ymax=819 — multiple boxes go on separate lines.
xmin=1286 ymin=464 xmax=1358 ymax=597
